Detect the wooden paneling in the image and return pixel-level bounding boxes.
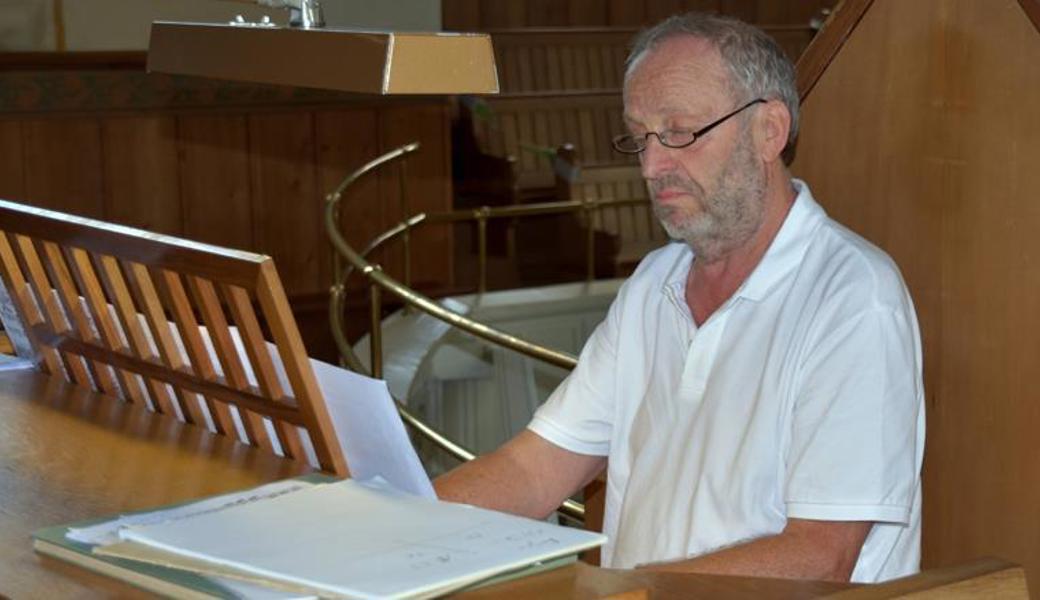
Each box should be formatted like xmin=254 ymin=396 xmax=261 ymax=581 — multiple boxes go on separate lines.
xmin=719 ymin=0 xmax=759 ymax=23
xmin=794 ymin=0 xmax=873 ymax=100
xmin=569 ymin=0 xmax=609 ymax=26
xmin=0 ymin=61 xmax=458 ymax=358
xmin=378 ymin=104 xmax=454 ymax=289
xmin=442 ymin=0 xmax=482 ymax=30
xmin=248 ymin=112 xmax=322 ymax=296
xmin=491 ymin=28 xmax=634 ymax=93
xmin=646 ymin=0 xmax=691 ymax=22
xmin=527 ymin=0 xmax=570 ymax=26
xmin=608 ymin=0 xmax=646 ymax=26
xmin=1022 ymin=0 xmax=1040 ymax=31
xmin=0 ymin=121 xmax=24 ymax=201
xmin=790 ymin=0 xmax=1040 ymax=591
xmin=480 ymin=0 xmax=527 ymax=27
xmin=488 ymin=25 xmax=812 ymax=95
xmin=466 ymin=91 xmax=630 ymax=191
xmin=101 ymin=116 xmax=180 ymax=234
xmin=177 ymin=115 xmax=253 ymax=251
xmin=750 ymin=0 xmax=834 ymax=25
xmin=445 ymin=0 xmax=836 ymax=28
xmin=22 ymin=118 xmax=104 ymax=218
xmin=315 ymin=108 xmax=381 ymax=288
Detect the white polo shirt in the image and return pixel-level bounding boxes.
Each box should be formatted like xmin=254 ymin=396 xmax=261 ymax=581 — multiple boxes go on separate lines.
xmin=528 ymin=181 xmax=924 ymax=582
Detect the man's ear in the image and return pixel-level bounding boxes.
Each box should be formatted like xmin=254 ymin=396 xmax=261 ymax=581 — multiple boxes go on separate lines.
xmin=756 ymin=99 xmax=791 ymax=163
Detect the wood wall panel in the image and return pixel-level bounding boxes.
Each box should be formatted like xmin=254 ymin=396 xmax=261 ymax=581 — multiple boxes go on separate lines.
xmin=445 ymin=0 xmax=836 ymax=28
xmin=569 ymin=0 xmax=609 ymax=26
xmin=608 ymin=0 xmax=646 ymax=25
xmin=1 ymin=60 xmax=456 ymax=358
xmin=719 ymin=0 xmax=758 ymax=22
xmin=480 ymin=0 xmax=527 ymax=27
xmin=247 ymin=112 xmax=322 ymax=296
xmin=646 ymin=0 xmax=687 ymax=22
xmin=751 ymin=0 xmax=834 ymax=25
xmin=0 ymin=121 xmax=24 ymax=201
xmin=315 ymin=108 xmax=381 ymax=289
xmin=791 ymin=0 xmax=1040 ymax=590
xmin=22 ymin=118 xmax=104 ymax=218
xmin=177 ymin=115 xmax=253 ymax=252
xmin=442 ymin=0 xmax=482 ymax=30
xmin=378 ymin=104 xmax=453 ymax=289
xmin=527 ymin=0 xmax=570 ymax=26
xmin=101 ymin=116 xmax=181 ymax=234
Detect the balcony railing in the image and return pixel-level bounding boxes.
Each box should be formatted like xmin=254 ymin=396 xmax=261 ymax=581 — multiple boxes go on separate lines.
xmin=325 ymin=141 xmax=650 ymax=523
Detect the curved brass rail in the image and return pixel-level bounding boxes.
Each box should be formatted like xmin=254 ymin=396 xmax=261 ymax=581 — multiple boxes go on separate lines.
xmin=326 ymin=142 xmax=648 ymax=523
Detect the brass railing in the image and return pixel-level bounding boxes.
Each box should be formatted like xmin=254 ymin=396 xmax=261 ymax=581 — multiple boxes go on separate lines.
xmin=326 ymin=141 xmax=649 ymax=523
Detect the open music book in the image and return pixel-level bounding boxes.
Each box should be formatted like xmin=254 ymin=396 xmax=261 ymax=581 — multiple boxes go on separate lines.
xmin=35 ymin=477 xmax=606 ymax=599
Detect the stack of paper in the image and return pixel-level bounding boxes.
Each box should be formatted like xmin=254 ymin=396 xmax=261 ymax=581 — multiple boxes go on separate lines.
xmin=36 ymin=477 xmax=606 ymax=599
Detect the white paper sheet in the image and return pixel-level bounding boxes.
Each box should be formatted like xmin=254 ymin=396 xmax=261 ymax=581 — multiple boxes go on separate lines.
xmin=310 ymin=361 xmax=435 ymax=499
xmin=118 ymin=477 xmax=605 ymax=599
xmin=68 ymin=479 xmax=315 ymax=546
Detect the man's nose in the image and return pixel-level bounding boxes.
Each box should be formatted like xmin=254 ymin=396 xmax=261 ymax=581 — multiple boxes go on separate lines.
xmin=639 ymin=135 xmax=674 ymax=180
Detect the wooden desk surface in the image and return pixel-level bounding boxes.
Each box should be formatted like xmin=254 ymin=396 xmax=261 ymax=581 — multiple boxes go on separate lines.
xmin=455 ymin=561 xmax=855 ymax=599
xmin=0 ymin=368 xmax=854 ymax=599
xmin=0 ymin=369 xmax=312 ymax=597
xmin=1 ymin=369 xmax=1021 ymax=599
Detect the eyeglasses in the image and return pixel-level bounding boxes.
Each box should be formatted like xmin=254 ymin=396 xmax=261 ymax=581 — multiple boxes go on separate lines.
xmin=612 ymin=98 xmax=766 ymax=154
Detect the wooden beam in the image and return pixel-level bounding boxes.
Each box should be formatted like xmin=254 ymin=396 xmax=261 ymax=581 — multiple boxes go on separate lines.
xmin=1020 ymin=0 xmax=1040 ymax=33
xmin=795 ymin=0 xmax=875 ymax=100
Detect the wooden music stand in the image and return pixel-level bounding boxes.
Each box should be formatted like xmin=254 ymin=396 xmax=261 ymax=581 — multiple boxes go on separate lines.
xmin=0 ymin=199 xmax=347 ymax=476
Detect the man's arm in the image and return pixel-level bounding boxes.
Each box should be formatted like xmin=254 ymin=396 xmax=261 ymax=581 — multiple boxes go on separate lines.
xmin=643 ymin=519 xmax=872 ymax=582
xmin=434 ymin=429 xmax=606 ymax=520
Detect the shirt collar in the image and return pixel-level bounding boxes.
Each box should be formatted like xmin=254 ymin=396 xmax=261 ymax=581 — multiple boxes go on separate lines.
xmin=738 ymin=179 xmax=824 ymax=301
xmin=661 ymin=179 xmax=825 ymax=303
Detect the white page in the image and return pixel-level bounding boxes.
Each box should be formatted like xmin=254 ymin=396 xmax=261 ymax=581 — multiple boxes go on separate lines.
xmin=68 ymin=479 xmax=315 ymax=546
xmin=119 ymin=478 xmax=605 ymax=599
xmin=310 ymin=361 xmax=435 ymax=499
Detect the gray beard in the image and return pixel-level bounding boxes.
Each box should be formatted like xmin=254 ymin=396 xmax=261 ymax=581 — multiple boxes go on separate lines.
xmin=651 ymin=138 xmax=766 ymax=263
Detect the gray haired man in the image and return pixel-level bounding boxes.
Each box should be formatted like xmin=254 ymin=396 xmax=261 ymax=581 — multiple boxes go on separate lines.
xmin=436 ymin=12 xmax=924 ymax=583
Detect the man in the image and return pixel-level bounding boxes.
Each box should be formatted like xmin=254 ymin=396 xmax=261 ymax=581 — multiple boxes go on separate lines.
xmin=436 ymin=12 xmax=924 ymax=583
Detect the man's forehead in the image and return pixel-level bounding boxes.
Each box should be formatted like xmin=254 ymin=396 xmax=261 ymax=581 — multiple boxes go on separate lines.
xmin=627 ymin=35 xmax=727 ymax=82
xmin=623 ymin=36 xmax=733 ymax=120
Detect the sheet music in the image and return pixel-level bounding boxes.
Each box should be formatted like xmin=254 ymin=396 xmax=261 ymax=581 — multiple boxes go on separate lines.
xmin=310 ymin=361 xmax=436 ymax=499
xmin=68 ymin=479 xmax=315 ymax=546
xmin=115 ymin=477 xmax=605 ymax=599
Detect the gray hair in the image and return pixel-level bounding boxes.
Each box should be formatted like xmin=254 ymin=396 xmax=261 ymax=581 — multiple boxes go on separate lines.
xmin=625 ymin=12 xmax=800 ymax=148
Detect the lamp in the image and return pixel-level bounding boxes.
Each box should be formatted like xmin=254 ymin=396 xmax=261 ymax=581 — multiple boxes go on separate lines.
xmin=146 ymin=1 xmax=499 ymax=95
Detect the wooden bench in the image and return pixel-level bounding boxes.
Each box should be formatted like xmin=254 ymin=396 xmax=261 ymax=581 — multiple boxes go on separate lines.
xmin=457 ymin=24 xmax=816 ymax=205
xmin=488 ymin=25 xmax=818 ymax=94
xmin=554 ymin=145 xmax=667 ymax=276
xmin=457 ymin=90 xmax=636 ymax=202
xmin=0 ymin=199 xmax=347 ymax=475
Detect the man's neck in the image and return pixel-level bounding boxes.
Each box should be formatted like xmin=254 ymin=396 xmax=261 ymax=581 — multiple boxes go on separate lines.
xmin=685 ymin=179 xmax=797 ymax=326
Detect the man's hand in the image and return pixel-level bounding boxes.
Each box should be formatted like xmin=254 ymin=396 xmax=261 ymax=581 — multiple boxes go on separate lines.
xmin=642 ymin=519 xmax=872 ymax=582
xmin=434 ymin=430 xmax=606 ymax=520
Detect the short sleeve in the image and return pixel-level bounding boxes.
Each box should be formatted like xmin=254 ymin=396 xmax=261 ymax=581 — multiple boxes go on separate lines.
xmin=785 ymin=308 xmax=923 ymax=524
xmin=527 ymin=295 xmax=621 ymax=456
